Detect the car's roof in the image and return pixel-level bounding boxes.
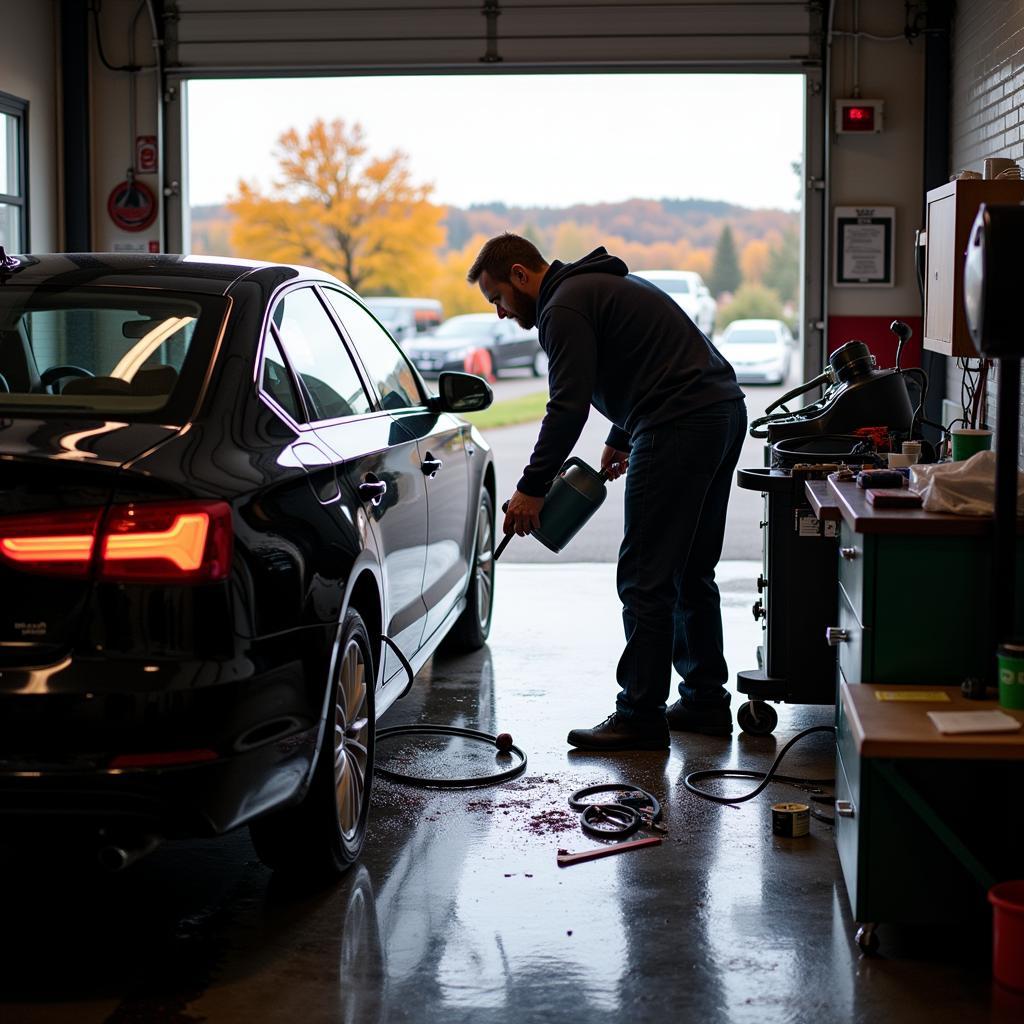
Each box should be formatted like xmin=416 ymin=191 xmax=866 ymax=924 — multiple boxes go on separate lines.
xmin=0 ymin=252 xmax=352 ymax=297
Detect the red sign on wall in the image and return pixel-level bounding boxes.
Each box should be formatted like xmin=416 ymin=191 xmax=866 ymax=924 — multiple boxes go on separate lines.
xmin=136 ymin=135 xmax=158 ymax=174
xmin=107 ymin=179 xmax=158 ymax=233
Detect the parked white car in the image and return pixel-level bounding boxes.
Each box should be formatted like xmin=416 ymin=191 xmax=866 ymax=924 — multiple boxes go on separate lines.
xmin=717 ymin=318 xmax=795 ymax=385
xmin=632 ymin=269 xmax=716 ymax=338
xmin=363 ymin=297 xmax=442 ymax=345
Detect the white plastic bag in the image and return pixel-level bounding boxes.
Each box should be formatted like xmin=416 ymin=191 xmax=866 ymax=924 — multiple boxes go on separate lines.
xmin=910 ymin=450 xmax=1024 ymax=515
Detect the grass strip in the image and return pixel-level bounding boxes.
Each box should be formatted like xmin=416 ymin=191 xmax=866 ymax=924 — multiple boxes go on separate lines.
xmin=464 ymin=389 xmax=549 ymax=430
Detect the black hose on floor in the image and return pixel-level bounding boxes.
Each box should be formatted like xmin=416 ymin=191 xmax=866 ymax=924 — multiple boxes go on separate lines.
xmin=376 ymin=724 xmax=527 ymax=788
xmin=683 ymin=725 xmax=837 ymax=823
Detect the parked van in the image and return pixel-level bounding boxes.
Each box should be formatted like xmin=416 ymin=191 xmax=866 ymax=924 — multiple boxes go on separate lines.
xmin=363 ymin=297 xmax=443 ymax=344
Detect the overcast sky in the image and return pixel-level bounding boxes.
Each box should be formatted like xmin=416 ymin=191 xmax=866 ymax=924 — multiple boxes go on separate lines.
xmin=187 ymin=74 xmax=804 ymax=211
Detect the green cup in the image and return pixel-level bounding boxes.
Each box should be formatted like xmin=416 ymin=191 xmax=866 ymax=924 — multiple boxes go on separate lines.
xmin=951 ymin=428 xmax=993 ymax=460
xmin=997 ymin=642 xmax=1024 ymax=710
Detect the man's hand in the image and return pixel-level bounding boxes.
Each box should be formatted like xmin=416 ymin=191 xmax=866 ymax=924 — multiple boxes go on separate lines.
xmin=503 ymin=490 xmax=545 ymax=537
xmin=601 ymin=445 xmax=630 ymax=481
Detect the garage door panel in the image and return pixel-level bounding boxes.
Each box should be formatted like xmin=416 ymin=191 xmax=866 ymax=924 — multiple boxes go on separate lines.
xmin=169 ymin=0 xmax=816 ymax=73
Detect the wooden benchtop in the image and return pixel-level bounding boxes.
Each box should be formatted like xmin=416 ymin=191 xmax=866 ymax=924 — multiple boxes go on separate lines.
xmin=841 ymin=680 xmax=1024 ymax=760
xmin=826 ymin=477 xmax=1011 ymax=536
xmin=804 ymin=479 xmax=841 ymax=521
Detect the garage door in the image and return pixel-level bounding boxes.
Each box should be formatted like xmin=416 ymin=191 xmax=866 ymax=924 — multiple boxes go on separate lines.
xmin=168 ymin=0 xmax=820 ymax=75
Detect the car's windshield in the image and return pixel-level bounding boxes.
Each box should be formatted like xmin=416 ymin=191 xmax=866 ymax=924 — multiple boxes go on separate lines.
xmin=0 ymin=286 xmax=223 ymax=421
xmin=644 ymin=276 xmax=691 ymax=295
xmin=434 ymin=319 xmax=492 ymax=339
xmin=724 ymin=328 xmax=779 ymax=344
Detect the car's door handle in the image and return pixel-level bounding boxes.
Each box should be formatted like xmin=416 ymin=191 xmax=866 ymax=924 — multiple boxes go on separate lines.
xmin=358 ymin=478 xmax=388 ymax=506
xmin=421 ymin=454 xmax=443 ymax=477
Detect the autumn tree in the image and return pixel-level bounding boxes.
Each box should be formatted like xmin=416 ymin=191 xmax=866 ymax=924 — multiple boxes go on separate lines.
xmin=228 ymin=119 xmax=444 ymax=294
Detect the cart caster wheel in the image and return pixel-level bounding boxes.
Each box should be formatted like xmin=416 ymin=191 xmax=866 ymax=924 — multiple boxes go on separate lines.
xmin=855 ymin=924 xmax=879 ymax=955
xmin=737 ymin=700 xmax=778 ymax=735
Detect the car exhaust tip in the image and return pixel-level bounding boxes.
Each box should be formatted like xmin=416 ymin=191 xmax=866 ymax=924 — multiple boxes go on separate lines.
xmin=97 ymin=834 xmax=162 ymax=872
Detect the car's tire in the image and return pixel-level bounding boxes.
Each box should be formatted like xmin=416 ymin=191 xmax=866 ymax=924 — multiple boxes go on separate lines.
xmin=441 ymin=489 xmax=495 ymax=653
xmin=531 ymin=350 xmax=549 ymax=377
xmin=249 ymin=608 xmax=375 ymax=878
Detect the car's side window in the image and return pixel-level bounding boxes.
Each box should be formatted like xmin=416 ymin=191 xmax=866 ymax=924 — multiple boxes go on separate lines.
xmin=260 ymin=331 xmax=305 ymax=422
xmin=321 ymin=289 xmax=424 ymax=411
xmin=272 ymin=288 xmax=373 ymax=422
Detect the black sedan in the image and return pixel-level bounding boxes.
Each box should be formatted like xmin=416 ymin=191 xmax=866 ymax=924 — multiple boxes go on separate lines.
xmin=0 ymin=251 xmax=496 ymax=875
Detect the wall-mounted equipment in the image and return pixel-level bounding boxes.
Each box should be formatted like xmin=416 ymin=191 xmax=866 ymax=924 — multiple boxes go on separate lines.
xmin=835 ymin=99 xmax=884 ymax=133
xmin=923 ymin=179 xmax=1024 ymax=357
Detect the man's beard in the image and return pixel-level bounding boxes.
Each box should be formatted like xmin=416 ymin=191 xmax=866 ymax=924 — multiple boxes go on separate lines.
xmin=510 ymin=283 xmax=537 ymax=329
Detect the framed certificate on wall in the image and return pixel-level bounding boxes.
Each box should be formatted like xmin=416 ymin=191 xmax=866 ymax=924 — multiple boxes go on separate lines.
xmin=833 ymin=206 xmax=895 ymax=287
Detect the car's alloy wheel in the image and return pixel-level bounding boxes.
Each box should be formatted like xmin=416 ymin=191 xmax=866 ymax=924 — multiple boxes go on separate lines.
xmin=249 ymin=608 xmax=375 ymax=876
xmin=442 ymin=490 xmax=495 ymax=652
xmin=334 ymin=625 xmax=371 ymax=848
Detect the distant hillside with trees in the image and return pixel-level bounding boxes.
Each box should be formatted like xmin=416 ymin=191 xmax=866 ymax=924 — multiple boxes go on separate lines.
xmin=190 ymin=119 xmax=799 ymax=320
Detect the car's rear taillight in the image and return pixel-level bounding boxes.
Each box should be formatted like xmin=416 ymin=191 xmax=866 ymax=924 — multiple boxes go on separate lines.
xmin=0 ymin=501 xmax=232 ymax=582
xmin=0 ymin=509 xmax=104 ymax=576
xmin=100 ymin=501 xmax=232 ymax=582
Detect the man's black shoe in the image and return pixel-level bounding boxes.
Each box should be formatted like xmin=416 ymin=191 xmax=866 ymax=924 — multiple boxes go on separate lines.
xmin=566 ymin=713 xmax=669 ymax=751
xmin=666 ymin=699 xmax=733 ymax=736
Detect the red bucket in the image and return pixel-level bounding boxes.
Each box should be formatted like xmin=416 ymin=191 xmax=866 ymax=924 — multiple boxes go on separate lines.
xmin=989 ymin=880 xmax=1024 ymax=991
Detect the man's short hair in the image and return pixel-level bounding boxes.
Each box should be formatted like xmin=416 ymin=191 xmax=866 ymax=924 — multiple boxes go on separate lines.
xmin=467 ymin=233 xmax=548 ymax=284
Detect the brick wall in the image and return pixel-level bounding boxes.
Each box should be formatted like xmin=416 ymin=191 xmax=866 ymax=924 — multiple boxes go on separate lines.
xmin=949 ymin=0 xmax=1024 ymax=452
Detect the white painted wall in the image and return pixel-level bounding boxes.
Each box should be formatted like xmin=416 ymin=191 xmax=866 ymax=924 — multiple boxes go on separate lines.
xmin=949 ymin=0 xmax=1024 ymax=446
xmin=0 ymin=0 xmax=59 ymax=250
xmin=827 ymin=0 xmax=926 ymax=319
xmin=90 ymin=0 xmax=164 ymax=253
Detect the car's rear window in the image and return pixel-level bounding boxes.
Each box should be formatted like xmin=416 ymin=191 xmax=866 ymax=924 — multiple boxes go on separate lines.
xmin=645 ymin=276 xmax=691 ymax=295
xmin=724 ymin=329 xmax=778 ymax=344
xmin=0 ymin=286 xmax=225 ymax=422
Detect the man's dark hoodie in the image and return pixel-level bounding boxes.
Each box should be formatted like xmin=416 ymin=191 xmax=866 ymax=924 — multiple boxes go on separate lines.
xmin=517 ymin=247 xmax=743 ymax=497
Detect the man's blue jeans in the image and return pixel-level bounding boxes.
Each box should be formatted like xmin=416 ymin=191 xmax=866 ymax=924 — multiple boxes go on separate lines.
xmin=615 ymin=397 xmax=747 ymax=725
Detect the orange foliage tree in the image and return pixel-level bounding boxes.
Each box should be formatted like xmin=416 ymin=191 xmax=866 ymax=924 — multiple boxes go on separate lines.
xmin=228 ymin=119 xmax=444 ymax=294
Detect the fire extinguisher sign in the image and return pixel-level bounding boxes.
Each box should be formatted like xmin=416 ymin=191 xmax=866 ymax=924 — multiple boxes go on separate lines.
xmin=136 ymin=135 xmax=158 ymax=174
xmin=107 ymin=179 xmax=158 ymax=233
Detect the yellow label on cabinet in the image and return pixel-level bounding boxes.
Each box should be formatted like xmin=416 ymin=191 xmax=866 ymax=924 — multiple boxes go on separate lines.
xmin=874 ymin=690 xmax=952 ymax=702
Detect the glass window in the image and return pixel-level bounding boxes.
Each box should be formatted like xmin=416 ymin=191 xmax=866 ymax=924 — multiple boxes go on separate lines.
xmin=322 ymin=289 xmax=423 ymax=411
xmin=0 ymin=95 xmax=27 ymax=251
xmin=260 ymin=331 xmax=304 ymax=422
xmin=0 ymin=286 xmax=220 ymax=421
xmin=273 ymin=288 xmax=372 ymax=422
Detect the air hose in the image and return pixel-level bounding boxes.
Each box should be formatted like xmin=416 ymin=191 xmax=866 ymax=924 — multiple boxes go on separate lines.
xmin=683 ymin=725 xmax=837 ymax=824
xmin=376 ymin=724 xmax=527 ymax=788
xmin=568 ymin=783 xmax=664 ymax=839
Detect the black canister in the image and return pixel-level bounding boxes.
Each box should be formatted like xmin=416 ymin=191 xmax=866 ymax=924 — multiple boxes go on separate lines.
xmin=532 ymin=457 xmax=609 ymax=553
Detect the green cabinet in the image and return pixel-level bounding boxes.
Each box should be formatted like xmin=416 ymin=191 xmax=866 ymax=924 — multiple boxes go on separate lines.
xmin=834 ymin=519 xmax=1024 ymax=686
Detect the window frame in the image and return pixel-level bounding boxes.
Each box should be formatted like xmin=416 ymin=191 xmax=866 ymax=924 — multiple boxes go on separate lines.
xmin=316 ymin=284 xmax=430 ymax=412
xmin=0 ymin=91 xmax=29 ymax=251
xmin=257 ymin=284 xmax=379 ymax=429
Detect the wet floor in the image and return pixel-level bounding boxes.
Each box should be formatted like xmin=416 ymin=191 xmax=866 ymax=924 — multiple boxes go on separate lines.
xmin=2 ymin=563 xmax=1021 ymax=1023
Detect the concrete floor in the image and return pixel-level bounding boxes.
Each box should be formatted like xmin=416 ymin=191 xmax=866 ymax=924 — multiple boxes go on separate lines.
xmin=2 ymin=563 xmax=1021 ymax=1023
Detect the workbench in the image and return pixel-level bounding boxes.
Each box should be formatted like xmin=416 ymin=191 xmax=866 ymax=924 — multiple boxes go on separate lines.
xmin=836 ymin=680 xmax=1024 ymax=949
xmin=804 ymin=477 xmax=1024 ymax=949
xmin=811 ymin=477 xmax=1024 ymax=686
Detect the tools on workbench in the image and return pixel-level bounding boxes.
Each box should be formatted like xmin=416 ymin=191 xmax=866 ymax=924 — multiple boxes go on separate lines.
xmin=495 ymin=457 xmax=611 ymax=561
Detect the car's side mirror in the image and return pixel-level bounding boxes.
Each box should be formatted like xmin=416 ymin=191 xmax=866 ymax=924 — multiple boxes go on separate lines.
xmin=432 ymin=371 xmax=493 ymax=413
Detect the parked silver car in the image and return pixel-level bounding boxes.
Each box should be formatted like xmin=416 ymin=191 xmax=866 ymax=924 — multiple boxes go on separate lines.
xmin=717 ymin=318 xmax=795 ymax=384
